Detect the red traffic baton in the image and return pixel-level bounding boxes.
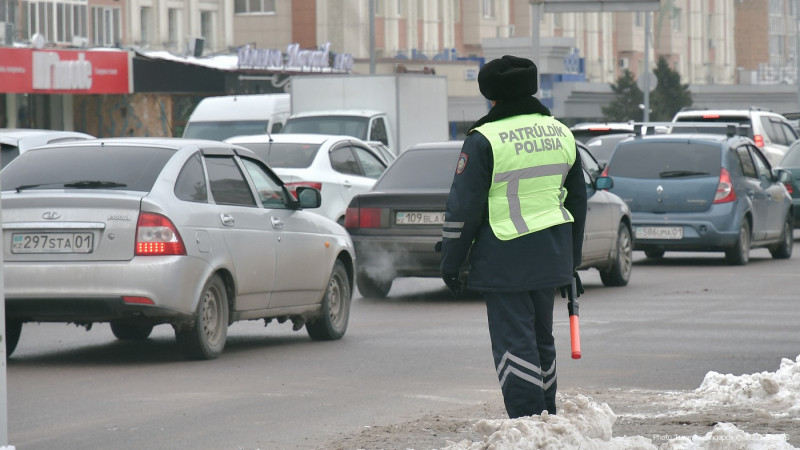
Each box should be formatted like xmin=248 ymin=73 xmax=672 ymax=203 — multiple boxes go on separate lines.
xmin=567 ymin=277 xmax=581 ymax=359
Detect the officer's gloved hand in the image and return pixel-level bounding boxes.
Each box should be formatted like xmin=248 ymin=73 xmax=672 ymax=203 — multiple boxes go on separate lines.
xmin=442 ymin=272 xmax=463 ymax=297
xmin=559 ymin=272 xmax=584 ymax=298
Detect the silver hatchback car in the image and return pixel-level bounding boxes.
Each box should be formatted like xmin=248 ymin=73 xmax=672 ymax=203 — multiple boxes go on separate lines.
xmin=1 ymin=138 xmax=355 ymax=360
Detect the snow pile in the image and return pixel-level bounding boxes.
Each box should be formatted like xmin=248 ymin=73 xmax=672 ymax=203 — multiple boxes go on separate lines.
xmin=661 ymin=423 xmax=795 ymax=450
xmin=441 ymin=355 xmax=800 ymax=449
xmin=442 ymin=394 xmax=654 ymax=449
xmin=442 ymin=394 xmax=795 ymax=450
xmin=683 ymin=355 xmax=800 ymax=418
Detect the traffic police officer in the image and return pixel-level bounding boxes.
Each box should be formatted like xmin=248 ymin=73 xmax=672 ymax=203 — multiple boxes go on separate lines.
xmin=439 ymin=55 xmax=587 ymax=418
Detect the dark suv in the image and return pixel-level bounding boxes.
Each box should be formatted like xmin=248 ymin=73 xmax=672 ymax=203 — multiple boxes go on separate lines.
xmin=604 ymin=129 xmax=794 ymax=265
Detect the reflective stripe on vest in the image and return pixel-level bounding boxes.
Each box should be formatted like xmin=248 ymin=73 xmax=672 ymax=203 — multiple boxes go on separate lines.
xmin=475 ymin=114 xmax=576 ymax=240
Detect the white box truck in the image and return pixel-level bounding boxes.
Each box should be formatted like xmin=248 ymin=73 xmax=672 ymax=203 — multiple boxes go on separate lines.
xmin=284 ymin=74 xmax=449 ymax=155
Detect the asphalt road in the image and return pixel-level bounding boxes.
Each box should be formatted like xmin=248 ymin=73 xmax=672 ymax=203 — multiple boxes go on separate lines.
xmin=6 ymin=244 xmax=800 ymax=449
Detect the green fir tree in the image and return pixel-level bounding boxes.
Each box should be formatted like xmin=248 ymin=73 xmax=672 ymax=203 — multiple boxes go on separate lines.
xmin=649 ymin=56 xmax=692 ymax=121
xmin=602 ymin=69 xmax=644 ymax=122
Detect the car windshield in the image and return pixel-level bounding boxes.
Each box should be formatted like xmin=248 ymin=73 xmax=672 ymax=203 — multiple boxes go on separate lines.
xmin=234 ymin=142 xmax=321 ymax=168
xmin=607 ymin=141 xmax=721 ymax=179
xmin=1 ymin=146 xmax=174 ymax=192
xmin=283 ymin=116 xmax=369 ymax=139
xmin=375 ymin=148 xmax=459 ymax=191
xmin=585 ymin=134 xmax=633 ymax=163
xmin=183 ymin=121 xmax=269 ymax=141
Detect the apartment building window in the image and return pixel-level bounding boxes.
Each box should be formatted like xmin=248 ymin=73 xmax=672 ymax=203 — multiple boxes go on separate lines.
xmin=375 ymin=0 xmax=383 ymax=15
xmin=21 ymin=1 xmax=87 ymax=45
xmin=200 ymin=10 xmax=214 ymax=49
xmin=92 ymin=6 xmax=120 ymax=47
xmin=672 ymin=8 xmax=681 ymax=33
xmin=140 ymin=6 xmax=153 ymax=45
xmin=168 ymin=8 xmax=182 ymax=50
xmin=397 ymin=0 xmax=403 ymax=16
xmin=234 ymin=0 xmax=276 ymax=14
xmin=482 ymin=0 xmax=495 ymax=18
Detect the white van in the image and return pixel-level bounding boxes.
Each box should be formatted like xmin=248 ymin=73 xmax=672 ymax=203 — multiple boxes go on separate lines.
xmin=182 ymin=93 xmax=290 ymax=141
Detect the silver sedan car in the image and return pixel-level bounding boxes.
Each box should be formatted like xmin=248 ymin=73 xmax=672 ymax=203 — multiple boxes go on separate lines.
xmin=1 ymin=138 xmax=355 ymax=360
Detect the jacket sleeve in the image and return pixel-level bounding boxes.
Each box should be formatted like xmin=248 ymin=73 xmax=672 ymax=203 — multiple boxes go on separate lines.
xmin=440 ymin=132 xmax=492 ymax=275
xmin=563 ymin=147 xmax=588 ymax=268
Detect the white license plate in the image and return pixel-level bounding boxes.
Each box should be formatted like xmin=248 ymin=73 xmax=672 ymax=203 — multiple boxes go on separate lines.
xmin=11 ymin=232 xmax=94 ymax=254
xmin=635 ymin=226 xmax=683 ymax=240
xmin=395 ymin=211 xmax=445 ymax=225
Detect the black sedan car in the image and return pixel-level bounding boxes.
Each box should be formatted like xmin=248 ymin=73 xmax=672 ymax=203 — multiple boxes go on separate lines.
xmin=344 ymin=141 xmax=633 ymax=298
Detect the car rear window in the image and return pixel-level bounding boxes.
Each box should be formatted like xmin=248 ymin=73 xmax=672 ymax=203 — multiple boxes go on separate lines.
xmin=233 ymin=142 xmax=320 ymax=168
xmin=607 ymin=141 xmax=722 ymax=179
xmin=1 ymin=145 xmax=174 ymax=192
xmin=375 ymin=148 xmax=460 ymax=191
xmin=283 ymin=116 xmax=369 ymax=140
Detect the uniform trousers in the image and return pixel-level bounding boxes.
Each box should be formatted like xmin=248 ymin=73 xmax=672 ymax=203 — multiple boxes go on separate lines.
xmin=484 ymin=289 xmax=557 ymax=418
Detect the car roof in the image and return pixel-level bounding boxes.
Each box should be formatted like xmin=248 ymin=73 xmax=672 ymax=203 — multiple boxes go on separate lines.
xmin=27 ymin=136 xmax=246 ymax=152
xmin=570 ymin=122 xmax=635 ymax=131
xmin=404 ymin=141 xmax=464 ymax=152
xmin=225 ymin=133 xmax=361 ymax=145
xmin=287 ymin=110 xmax=385 ymax=118
xmin=673 ymin=108 xmax=782 ymax=118
xmin=0 ymin=128 xmax=94 ymax=144
xmin=621 ymin=132 xmax=744 ymax=145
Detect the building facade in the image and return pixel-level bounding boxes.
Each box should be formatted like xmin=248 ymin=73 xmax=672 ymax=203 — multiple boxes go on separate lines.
xmin=3 ymin=0 xmax=800 ymax=135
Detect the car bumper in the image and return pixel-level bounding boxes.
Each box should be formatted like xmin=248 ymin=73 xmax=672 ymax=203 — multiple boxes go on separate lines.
xmin=631 ymin=207 xmax=741 ymax=251
xmin=792 ymin=198 xmax=800 ymax=227
xmin=352 ymin=235 xmax=442 ymax=278
xmin=5 ymin=256 xmax=212 ymax=323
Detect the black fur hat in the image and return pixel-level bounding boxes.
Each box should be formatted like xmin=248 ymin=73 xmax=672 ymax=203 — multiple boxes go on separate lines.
xmin=478 ymin=55 xmax=538 ymax=101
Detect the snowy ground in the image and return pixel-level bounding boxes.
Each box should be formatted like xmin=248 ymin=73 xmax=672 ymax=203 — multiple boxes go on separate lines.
xmin=323 ymin=355 xmax=800 ymax=449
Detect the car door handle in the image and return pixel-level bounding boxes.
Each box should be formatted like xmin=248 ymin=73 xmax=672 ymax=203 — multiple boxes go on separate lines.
xmin=220 ymin=213 xmax=235 ymax=227
xmin=271 ymin=216 xmax=284 ymax=229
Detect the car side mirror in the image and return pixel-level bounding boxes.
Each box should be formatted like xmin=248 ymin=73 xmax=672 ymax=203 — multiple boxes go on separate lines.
xmin=295 ymin=186 xmax=322 ymax=209
xmin=774 ymin=168 xmax=793 ymax=184
xmin=594 ymin=176 xmax=614 ymax=190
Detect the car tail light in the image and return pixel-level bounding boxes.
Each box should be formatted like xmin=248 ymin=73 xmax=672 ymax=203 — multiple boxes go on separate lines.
xmin=123 ymin=296 xmax=155 ymax=305
xmin=285 ymin=181 xmax=323 ymax=199
xmin=135 ymin=212 xmax=186 ymax=256
xmin=713 ymin=168 xmax=736 ymax=204
xmin=344 ymin=206 xmax=382 ymax=229
xmin=702 ymin=114 xmax=721 ymax=119
xmin=784 ymin=182 xmax=794 ymax=194
xmin=753 ymin=134 xmax=765 ymax=147
xmin=600 ymin=165 xmax=609 ymax=177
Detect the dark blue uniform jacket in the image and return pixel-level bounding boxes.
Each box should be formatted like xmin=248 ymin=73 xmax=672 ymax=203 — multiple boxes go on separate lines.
xmin=439 ymin=96 xmax=588 ymax=292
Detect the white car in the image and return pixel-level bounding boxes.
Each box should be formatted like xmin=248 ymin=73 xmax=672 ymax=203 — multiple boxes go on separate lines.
xmin=226 ymin=133 xmax=388 ymax=224
xmin=2 ymin=137 xmax=355 ymax=360
xmin=672 ymin=108 xmax=799 ymax=167
xmin=0 ymin=128 xmax=95 ymax=169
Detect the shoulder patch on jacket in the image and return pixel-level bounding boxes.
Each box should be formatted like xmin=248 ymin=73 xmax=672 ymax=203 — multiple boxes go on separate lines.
xmin=456 ymin=153 xmax=468 ymax=174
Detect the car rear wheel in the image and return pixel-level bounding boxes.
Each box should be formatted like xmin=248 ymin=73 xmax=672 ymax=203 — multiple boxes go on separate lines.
xmin=110 ymin=321 xmax=154 ymax=340
xmin=769 ymin=214 xmax=794 ymax=259
xmin=600 ymin=222 xmax=633 ymax=287
xmin=176 ymin=274 xmax=229 ymax=360
xmin=356 ymin=274 xmax=393 ymax=298
xmin=5 ymin=319 xmax=22 ymax=358
xmin=725 ymin=220 xmax=751 ymax=265
xmin=307 ymin=260 xmax=351 ymax=341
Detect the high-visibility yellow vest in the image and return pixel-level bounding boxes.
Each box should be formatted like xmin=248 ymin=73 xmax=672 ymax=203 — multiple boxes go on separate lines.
xmin=474 ymin=114 xmax=577 ymax=240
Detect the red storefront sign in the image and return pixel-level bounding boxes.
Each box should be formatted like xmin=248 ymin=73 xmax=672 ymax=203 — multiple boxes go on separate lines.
xmin=0 ymin=48 xmax=132 ymax=94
